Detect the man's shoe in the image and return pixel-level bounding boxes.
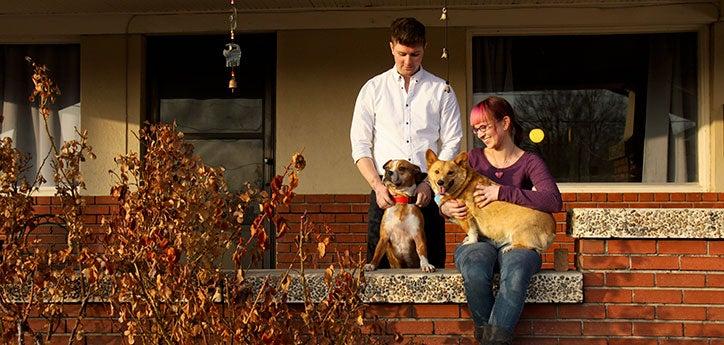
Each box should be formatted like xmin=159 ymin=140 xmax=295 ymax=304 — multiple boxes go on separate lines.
xmin=488 ymin=325 xmax=514 ymax=345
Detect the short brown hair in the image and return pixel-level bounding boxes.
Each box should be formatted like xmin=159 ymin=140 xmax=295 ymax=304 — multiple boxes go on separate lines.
xmin=390 ymin=17 xmax=426 ymax=47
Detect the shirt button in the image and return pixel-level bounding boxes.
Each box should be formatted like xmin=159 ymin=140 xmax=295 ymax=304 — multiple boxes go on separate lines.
xmin=406 ymin=122 xmax=409 ymax=125
xmin=406 ymin=140 xmax=409 ymax=143
xmin=405 ymin=104 xmax=409 ymax=107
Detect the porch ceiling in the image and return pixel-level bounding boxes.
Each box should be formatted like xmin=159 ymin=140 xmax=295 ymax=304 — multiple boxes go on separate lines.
xmin=1 ymin=0 xmax=718 ymax=16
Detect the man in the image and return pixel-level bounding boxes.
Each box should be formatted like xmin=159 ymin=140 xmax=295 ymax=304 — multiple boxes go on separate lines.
xmin=350 ymin=17 xmax=463 ymax=269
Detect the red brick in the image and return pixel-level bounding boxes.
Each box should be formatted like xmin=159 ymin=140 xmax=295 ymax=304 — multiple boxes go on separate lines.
xmin=582 ymin=321 xmax=632 ymax=336
xmin=607 ymin=193 xmax=623 ymax=202
xmin=579 ymin=240 xmax=605 ymax=254
xmin=702 ymin=193 xmax=719 ymax=202
xmin=630 ymin=256 xmax=679 ymax=270
xmin=562 ymin=193 xmax=576 ymax=202
xmin=708 ymin=274 xmax=724 ymax=287
xmin=657 ymin=306 xmax=706 ymax=320
xmin=512 ymin=338 xmax=558 ymax=345
xmin=388 ymin=320 xmax=433 ymax=335
xmin=559 ymin=339 xmax=607 ymax=345
xmin=95 ymin=196 xmax=119 ymax=205
xmin=367 ymin=305 xmax=412 ymax=318
xmin=670 ymin=193 xmax=686 ymax=201
xmin=405 ymin=335 xmax=464 ymax=345
xmin=638 ymin=193 xmax=654 ymax=202
xmin=606 ymin=305 xmax=654 ymax=319
xmin=558 ymin=305 xmax=605 ymax=319
xmin=530 ymin=321 xmax=582 ymax=335
xmin=584 ymin=288 xmax=633 ymax=303
xmin=681 ymin=257 xmax=724 ymax=271
xmin=351 ymin=204 xmax=368 ymax=213
xmin=606 ymin=272 xmax=654 ymax=287
xmin=291 ymin=204 xmax=318 ymax=213
xmin=683 ymin=290 xmax=724 ymax=304
xmin=412 ymin=304 xmax=459 ymax=318
xmin=320 ymin=204 xmax=351 ymax=213
xmin=658 ymin=240 xmax=707 ymax=254
xmin=583 ymin=273 xmax=605 ymax=287
xmin=633 ymin=321 xmax=682 ymax=336
xmin=708 ymin=307 xmax=724 ymax=320
xmin=654 ymin=193 xmax=670 ymax=202
xmin=622 ymin=193 xmax=638 ymax=202
xmin=633 ymin=289 xmax=682 ymax=303
xmin=711 ymin=241 xmax=724 ymax=255
xmin=577 ymin=193 xmax=592 ymax=202
xmin=658 ymin=339 xmax=708 ymax=345
xmin=304 ymin=195 xmax=334 ymax=203
xmin=579 ymin=255 xmax=629 ymax=270
xmin=609 ymin=339 xmax=657 ymax=345
xmin=333 ymin=214 xmax=362 ymax=223
xmin=433 ymin=320 xmax=473 ymax=335
xmin=684 ymin=322 xmax=724 ymax=337
xmin=662 ymin=202 xmax=695 ymax=208
xmin=656 ymin=273 xmax=706 ymax=287
xmin=591 ymin=193 xmax=606 ymax=202
xmin=520 ymin=304 xmax=557 ymax=319
xmin=335 ymin=194 xmax=367 ymax=203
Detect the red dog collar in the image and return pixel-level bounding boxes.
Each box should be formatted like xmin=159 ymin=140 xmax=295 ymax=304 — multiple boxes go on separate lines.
xmin=393 ymin=195 xmax=411 ymax=204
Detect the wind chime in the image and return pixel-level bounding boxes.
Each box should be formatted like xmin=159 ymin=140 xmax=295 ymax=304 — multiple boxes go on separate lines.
xmin=223 ymin=0 xmax=241 ymax=92
xmin=440 ymin=1 xmax=451 ymax=93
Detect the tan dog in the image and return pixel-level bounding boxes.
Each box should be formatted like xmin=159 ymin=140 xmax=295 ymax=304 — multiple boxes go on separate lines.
xmin=364 ymin=160 xmax=436 ymax=272
xmin=425 ymin=149 xmax=555 ymax=252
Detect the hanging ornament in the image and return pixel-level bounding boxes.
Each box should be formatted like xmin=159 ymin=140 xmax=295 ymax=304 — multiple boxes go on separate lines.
xmin=224 ymin=0 xmax=240 ymax=92
xmin=228 ymin=69 xmax=237 ymax=90
xmin=441 ymin=1 xmax=451 ymax=93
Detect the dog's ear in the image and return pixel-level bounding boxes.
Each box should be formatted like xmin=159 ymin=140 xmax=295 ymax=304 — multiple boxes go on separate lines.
xmin=453 ymin=151 xmax=468 ymax=166
xmin=382 ymin=160 xmax=393 ymax=172
xmin=412 ymin=165 xmax=425 ymax=184
xmin=425 ymin=149 xmax=438 ymax=168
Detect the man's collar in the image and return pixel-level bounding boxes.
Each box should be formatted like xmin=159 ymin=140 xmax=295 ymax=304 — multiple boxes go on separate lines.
xmin=392 ymin=66 xmax=425 ymax=82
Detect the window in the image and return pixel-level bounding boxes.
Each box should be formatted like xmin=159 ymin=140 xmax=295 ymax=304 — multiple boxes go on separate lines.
xmin=472 ymin=33 xmax=698 ymax=183
xmin=147 ymin=34 xmax=276 ymax=268
xmin=0 ymin=44 xmax=81 ymax=186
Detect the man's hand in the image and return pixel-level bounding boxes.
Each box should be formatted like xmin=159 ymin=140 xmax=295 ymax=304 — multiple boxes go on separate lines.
xmin=373 ymin=182 xmax=393 ymax=209
xmin=415 ymin=182 xmax=432 ymax=207
xmin=473 ymin=184 xmax=500 ymax=208
xmin=440 ymin=199 xmax=468 ymax=220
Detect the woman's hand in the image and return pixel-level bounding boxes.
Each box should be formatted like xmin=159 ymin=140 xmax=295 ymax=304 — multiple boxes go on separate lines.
xmin=473 ymin=184 xmax=500 ymax=208
xmin=440 ymin=199 xmax=468 ymax=220
xmin=414 ymin=182 xmax=432 ymax=207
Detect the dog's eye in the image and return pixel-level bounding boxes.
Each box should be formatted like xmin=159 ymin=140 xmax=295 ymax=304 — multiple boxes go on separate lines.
xmin=434 ymin=170 xmax=439 ymax=174
xmin=447 ymin=171 xmax=454 ymax=176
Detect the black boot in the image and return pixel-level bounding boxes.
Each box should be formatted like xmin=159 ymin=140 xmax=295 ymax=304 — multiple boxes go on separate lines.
xmin=488 ymin=325 xmax=514 ymax=345
xmin=473 ymin=324 xmax=491 ymax=344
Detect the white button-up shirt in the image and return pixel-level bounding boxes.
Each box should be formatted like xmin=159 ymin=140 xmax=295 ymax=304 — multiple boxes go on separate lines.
xmin=350 ymin=66 xmax=463 ymax=174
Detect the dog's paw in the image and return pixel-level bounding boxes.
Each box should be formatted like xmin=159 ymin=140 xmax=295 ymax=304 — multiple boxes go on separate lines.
xmin=461 ymin=236 xmax=477 ymax=245
xmin=420 ymin=263 xmax=436 ymax=273
xmin=363 ymin=264 xmax=376 ymax=272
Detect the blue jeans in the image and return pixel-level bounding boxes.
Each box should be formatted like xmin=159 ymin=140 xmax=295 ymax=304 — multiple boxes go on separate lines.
xmin=454 ymin=239 xmax=541 ymax=333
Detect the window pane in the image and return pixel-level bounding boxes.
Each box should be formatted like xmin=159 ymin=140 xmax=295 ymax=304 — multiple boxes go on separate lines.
xmin=187 ymin=139 xmax=264 ymax=191
xmin=160 ymin=98 xmax=262 ymax=134
xmin=472 ymin=33 xmax=698 ymax=183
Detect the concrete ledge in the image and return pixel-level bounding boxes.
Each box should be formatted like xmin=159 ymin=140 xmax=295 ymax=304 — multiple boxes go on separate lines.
xmin=568 ymin=208 xmax=724 ymax=239
xmin=246 ymin=269 xmax=583 ymax=304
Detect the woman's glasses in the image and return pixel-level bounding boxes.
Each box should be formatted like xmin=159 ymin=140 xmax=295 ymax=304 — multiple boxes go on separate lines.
xmin=471 ymin=123 xmax=494 ymax=135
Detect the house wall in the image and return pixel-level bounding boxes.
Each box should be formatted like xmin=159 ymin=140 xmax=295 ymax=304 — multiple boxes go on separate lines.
xmin=276 ymin=27 xmax=468 ymax=194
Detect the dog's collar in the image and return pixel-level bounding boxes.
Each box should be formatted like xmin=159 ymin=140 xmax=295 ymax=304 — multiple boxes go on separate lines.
xmin=393 ymin=195 xmax=413 ymax=204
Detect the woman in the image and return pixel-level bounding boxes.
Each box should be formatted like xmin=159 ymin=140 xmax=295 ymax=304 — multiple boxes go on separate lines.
xmin=440 ymin=96 xmax=562 ymax=345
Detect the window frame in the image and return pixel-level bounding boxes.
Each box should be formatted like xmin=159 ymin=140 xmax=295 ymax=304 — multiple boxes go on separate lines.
xmin=466 ymin=25 xmax=711 ymax=192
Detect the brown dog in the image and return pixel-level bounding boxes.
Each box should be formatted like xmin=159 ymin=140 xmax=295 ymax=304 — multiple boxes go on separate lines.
xmin=364 ymin=160 xmax=436 ymax=272
xmin=425 ymin=149 xmax=555 ymax=252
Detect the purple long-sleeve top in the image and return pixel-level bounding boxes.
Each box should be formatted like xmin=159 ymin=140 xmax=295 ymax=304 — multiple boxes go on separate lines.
xmin=468 ymin=148 xmax=562 ymax=213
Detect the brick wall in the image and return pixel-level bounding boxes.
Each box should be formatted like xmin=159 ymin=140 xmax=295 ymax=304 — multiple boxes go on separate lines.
xmin=16 ymin=193 xmax=724 ymax=343
xmin=276 ymin=193 xmax=724 ymax=270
